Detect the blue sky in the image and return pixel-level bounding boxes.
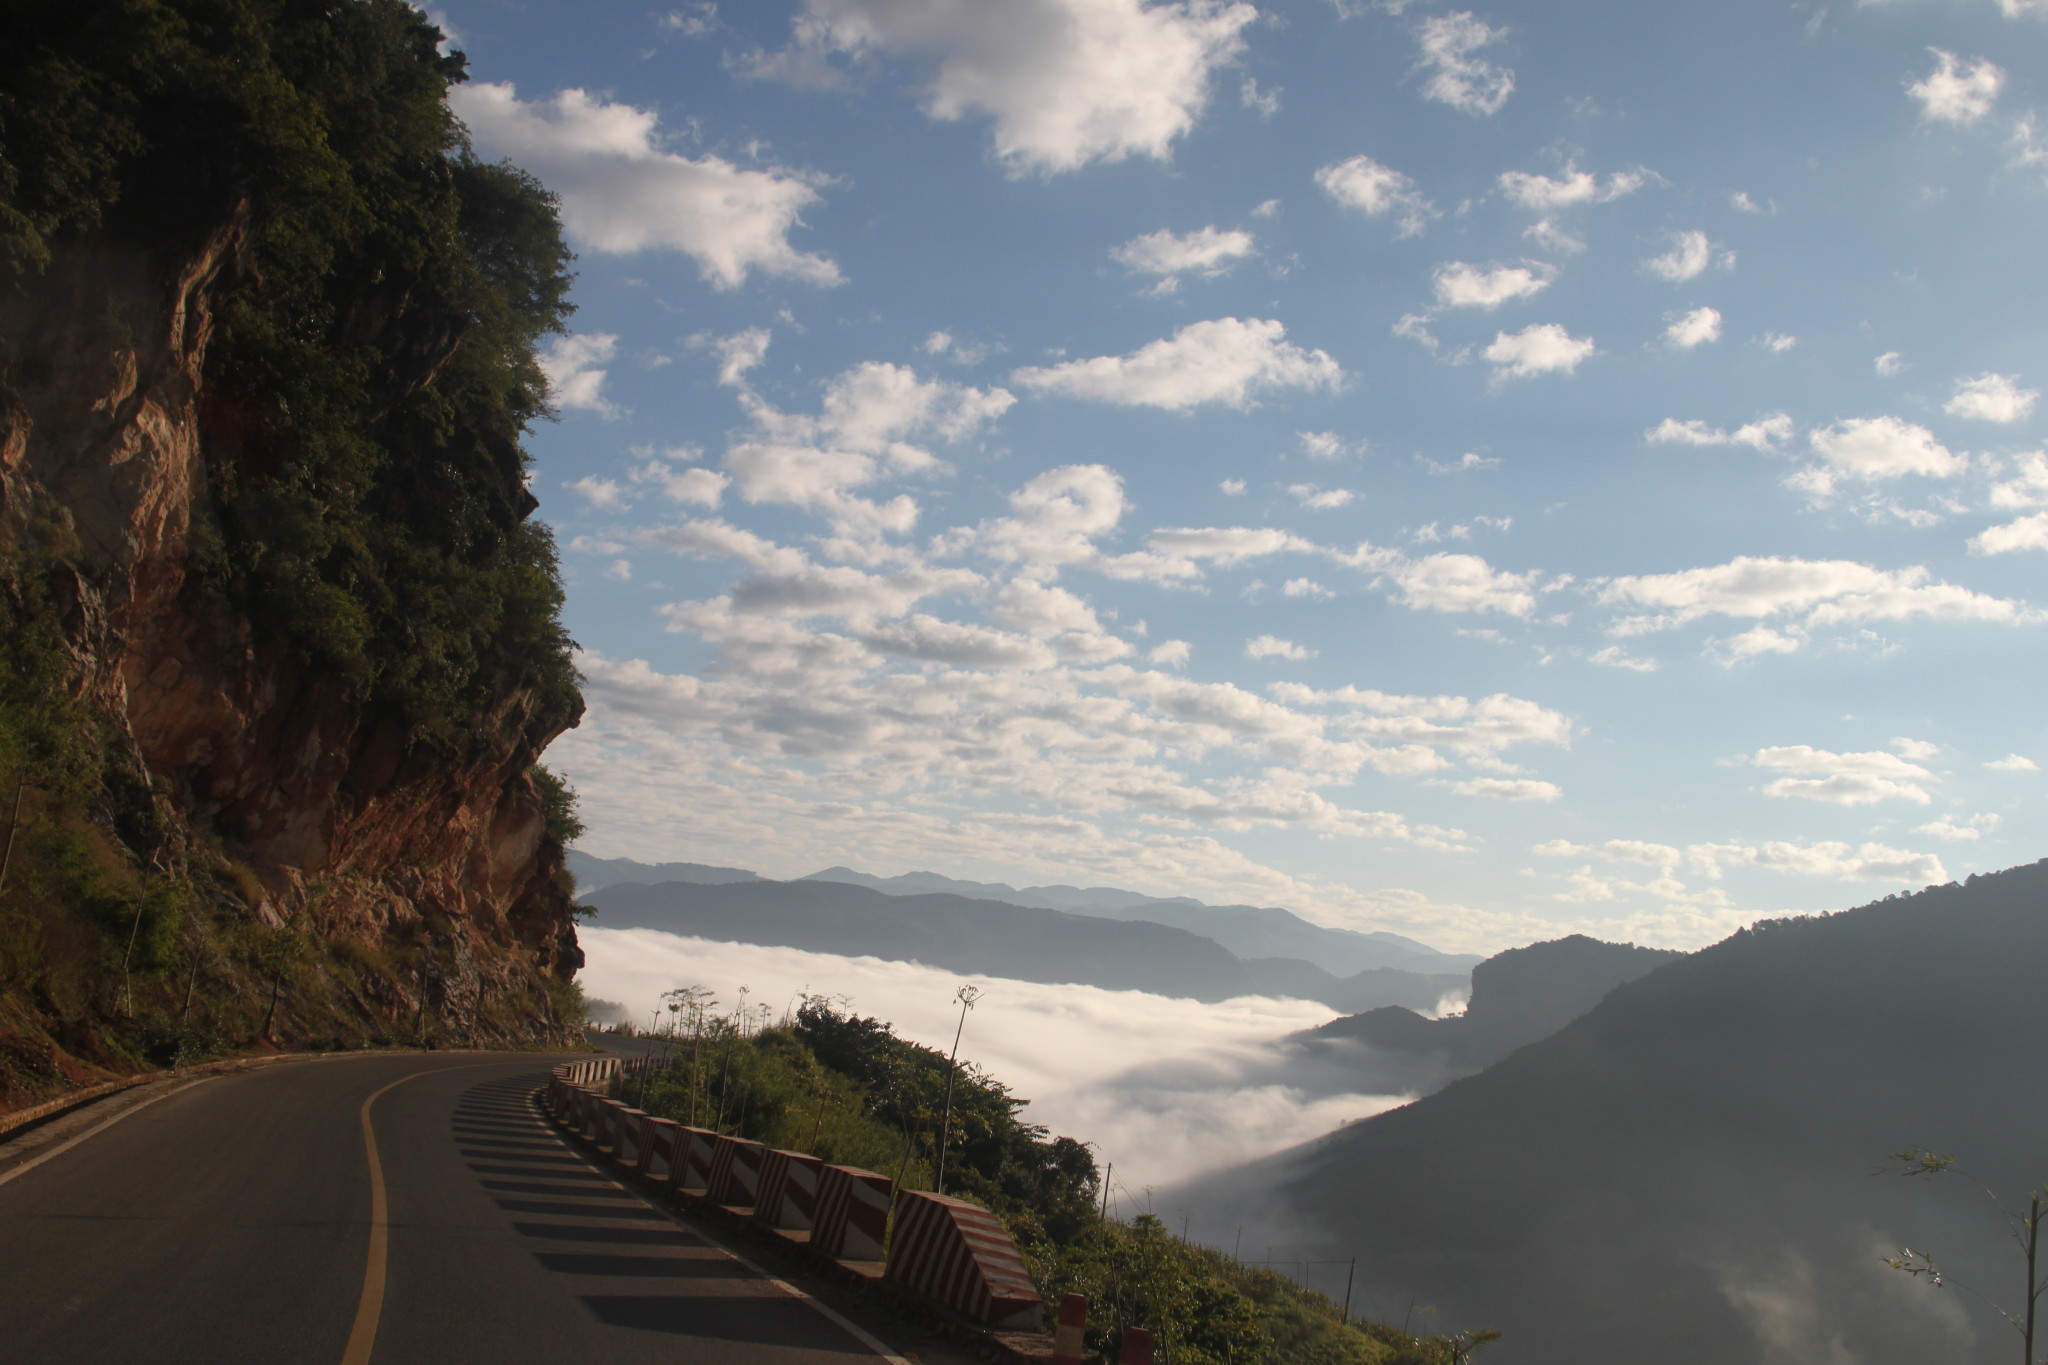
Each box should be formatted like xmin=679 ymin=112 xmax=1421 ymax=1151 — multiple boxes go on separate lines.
xmin=440 ymin=0 xmax=2047 ymax=953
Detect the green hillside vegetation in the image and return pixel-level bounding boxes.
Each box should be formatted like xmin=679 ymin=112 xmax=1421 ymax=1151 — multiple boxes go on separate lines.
xmin=0 ymin=0 xmax=584 ymax=1095
xmin=611 ymin=996 xmax=1496 ymax=1364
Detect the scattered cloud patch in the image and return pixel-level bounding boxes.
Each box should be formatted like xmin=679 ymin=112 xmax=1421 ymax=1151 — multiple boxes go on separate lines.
xmin=1908 ymin=48 xmax=2004 ymax=125
xmin=1013 ymin=318 xmax=1342 ymax=410
xmin=1413 ymin=11 xmax=1515 ymax=116
xmin=1283 ymin=578 xmax=1334 ymax=599
xmin=1432 ymin=260 xmax=1555 ymax=309
xmin=1986 ymin=753 xmax=2040 ymax=771
xmin=1315 ymin=155 xmax=1437 ymax=236
xmin=1915 ymin=813 xmax=1999 ymax=841
xmin=1588 ymin=645 xmax=1658 ymax=672
xmin=1762 ymin=332 xmax=1798 ymax=352
xmin=1289 ymin=484 xmax=1355 ymax=510
xmin=749 ymin=0 xmax=1258 ymax=174
xmin=1483 ymin=324 xmax=1596 ymax=380
xmin=1800 ymin=417 xmax=1964 ymax=495
xmin=1875 ymin=351 xmax=1904 ymax=377
xmin=1497 ymin=161 xmax=1644 ymax=210
xmin=449 ymin=83 xmax=840 ymax=288
xmin=1246 ymin=634 xmax=1316 ymax=661
xmin=1646 ymin=414 xmax=1793 ymax=451
xmin=1664 ymin=307 xmax=1723 ymax=349
xmin=1945 ymin=372 xmax=2038 ymax=423
xmin=540 ymin=332 xmax=623 ymax=416
xmin=1597 ymin=554 xmax=2037 ymax=650
xmin=1452 ymin=777 xmax=1560 ymax=801
xmin=1643 ymin=230 xmax=1715 ymax=282
xmin=1112 ymin=226 xmax=1257 ymax=291
xmin=1343 ymin=544 xmax=1545 ymax=617
xmin=1751 ymin=744 xmax=1935 ymax=805
xmin=1972 ymin=511 xmax=2048 ymax=554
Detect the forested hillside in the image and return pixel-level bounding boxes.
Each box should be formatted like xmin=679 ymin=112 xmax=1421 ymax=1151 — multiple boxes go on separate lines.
xmin=1176 ymin=861 xmax=2048 ymax=1364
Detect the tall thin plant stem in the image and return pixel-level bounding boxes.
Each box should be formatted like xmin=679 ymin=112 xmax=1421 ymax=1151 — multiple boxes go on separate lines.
xmin=935 ymin=983 xmax=981 ymax=1197
xmin=0 ymin=776 xmax=25 ymax=894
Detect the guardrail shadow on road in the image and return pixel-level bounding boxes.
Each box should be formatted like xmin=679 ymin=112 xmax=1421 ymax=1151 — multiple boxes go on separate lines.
xmin=540 ymin=1058 xmax=1060 ymax=1363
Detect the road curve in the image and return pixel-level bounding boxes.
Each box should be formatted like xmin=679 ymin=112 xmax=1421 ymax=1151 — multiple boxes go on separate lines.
xmin=0 ymin=1053 xmax=903 ymax=1365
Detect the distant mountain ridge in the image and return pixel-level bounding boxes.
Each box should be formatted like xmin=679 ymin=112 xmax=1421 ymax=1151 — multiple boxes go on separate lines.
xmin=578 ymin=874 xmax=1473 ymax=1013
xmin=569 ymin=852 xmax=1477 ymax=978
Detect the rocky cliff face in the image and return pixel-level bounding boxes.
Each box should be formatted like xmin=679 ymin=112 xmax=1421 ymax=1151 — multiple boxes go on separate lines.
xmin=0 ymin=190 xmax=579 ymax=1054
xmin=0 ymin=2 xmax=591 ymax=1087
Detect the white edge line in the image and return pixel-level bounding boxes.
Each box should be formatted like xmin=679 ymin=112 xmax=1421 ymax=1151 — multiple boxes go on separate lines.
xmin=522 ymin=1090 xmax=915 ymax=1365
xmin=0 ymin=1079 xmax=207 ymax=1189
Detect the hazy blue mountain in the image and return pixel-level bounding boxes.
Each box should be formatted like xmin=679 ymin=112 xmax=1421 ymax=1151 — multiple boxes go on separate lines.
xmin=566 ymin=850 xmax=762 ymax=893
xmin=800 ymin=865 xmax=1475 ymax=976
xmin=799 ymin=864 xmax=1201 ymax=912
xmin=1242 ymin=959 xmax=1470 ymax=1015
xmin=1087 ymin=900 xmax=1480 ymax=976
xmin=583 ymin=878 xmax=1254 ymax=1000
xmin=1172 ymin=861 xmax=2048 ymax=1365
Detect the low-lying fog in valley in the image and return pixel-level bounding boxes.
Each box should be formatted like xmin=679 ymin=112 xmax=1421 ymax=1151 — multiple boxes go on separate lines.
xmin=579 ymin=926 xmax=1416 ymax=1194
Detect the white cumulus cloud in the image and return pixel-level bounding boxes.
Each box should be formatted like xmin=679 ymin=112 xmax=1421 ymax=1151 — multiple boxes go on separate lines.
xmin=1597 ymin=554 xmax=2037 ymax=646
xmin=1496 ymin=161 xmax=1645 ymax=210
xmin=1908 ymin=48 xmax=2004 ymax=125
xmin=1643 ymin=230 xmax=1714 ymax=282
xmin=1246 ymin=634 xmax=1316 ymax=661
xmin=1751 ymin=745 xmax=1936 ymax=806
xmin=1972 ymin=512 xmax=2048 ymax=554
xmin=1343 ymin=544 xmax=1545 ymax=617
xmin=1945 ymin=372 xmax=2039 ymax=423
xmin=1664 ymin=307 xmax=1723 ymax=349
xmin=449 ymin=83 xmax=840 ymax=288
xmin=1800 ymin=417 xmax=1965 ymax=495
xmin=1483 ymin=323 xmax=1597 ymax=380
xmin=1013 ymin=318 xmax=1343 ymax=410
xmin=755 ymin=0 xmax=1257 ymax=174
xmin=540 ymin=333 xmax=623 ymax=416
xmin=1111 ymin=226 xmax=1257 ymax=290
xmin=1314 ymin=154 xmax=1437 ymax=237
xmin=1432 ymin=260 xmax=1555 ymax=309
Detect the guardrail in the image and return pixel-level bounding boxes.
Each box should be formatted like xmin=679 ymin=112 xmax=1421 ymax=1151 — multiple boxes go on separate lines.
xmin=544 ymin=1055 xmax=1056 ymax=1343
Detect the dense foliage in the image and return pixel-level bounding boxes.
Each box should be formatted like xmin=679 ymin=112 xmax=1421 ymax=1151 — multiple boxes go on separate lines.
xmin=610 ymin=996 xmax=1496 ymax=1364
xmin=0 ymin=0 xmax=581 ymax=751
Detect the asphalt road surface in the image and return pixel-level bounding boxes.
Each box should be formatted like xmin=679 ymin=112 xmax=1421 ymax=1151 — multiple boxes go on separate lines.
xmin=0 ymin=1053 xmax=910 ymax=1365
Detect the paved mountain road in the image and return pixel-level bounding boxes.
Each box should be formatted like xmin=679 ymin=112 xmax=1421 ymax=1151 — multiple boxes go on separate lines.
xmin=0 ymin=1054 xmax=914 ymax=1365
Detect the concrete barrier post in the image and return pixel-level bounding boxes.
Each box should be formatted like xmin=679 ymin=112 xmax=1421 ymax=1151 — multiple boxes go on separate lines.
xmin=706 ymin=1135 xmax=766 ymax=1211
xmin=637 ymin=1117 xmax=680 ymax=1178
xmin=674 ymin=1127 xmax=718 ymax=1195
xmin=813 ymin=1165 xmax=893 ymax=1262
xmin=1052 ymin=1294 xmax=1088 ymax=1365
xmin=1118 ymin=1328 xmax=1155 ymax=1365
xmin=753 ymin=1150 xmax=826 ymax=1237
xmin=884 ymin=1189 xmax=1045 ymax=1330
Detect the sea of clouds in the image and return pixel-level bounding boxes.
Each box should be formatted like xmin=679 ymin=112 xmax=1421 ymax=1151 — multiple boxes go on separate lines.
xmin=578 ymin=926 xmax=1413 ymax=1197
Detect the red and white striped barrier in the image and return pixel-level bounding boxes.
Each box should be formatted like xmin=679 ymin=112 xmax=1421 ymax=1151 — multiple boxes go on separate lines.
xmin=754 ymin=1150 xmax=825 ymax=1236
xmin=813 ymin=1164 xmax=893 ymax=1262
xmin=885 ymin=1190 xmax=1045 ymax=1330
xmin=705 ymin=1135 xmax=766 ymax=1210
xmin=635 ymin=1117 xmax=681 ymax=1179
xmin=671 ymin=1126 xmax=717 ymax=1193
xmin=1051 ymin=1294 xmax=1087 ymax=1365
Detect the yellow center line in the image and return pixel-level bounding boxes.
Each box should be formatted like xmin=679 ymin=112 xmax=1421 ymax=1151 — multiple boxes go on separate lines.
xmin=340 ymin=1061 xmax=501 ymax=1365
